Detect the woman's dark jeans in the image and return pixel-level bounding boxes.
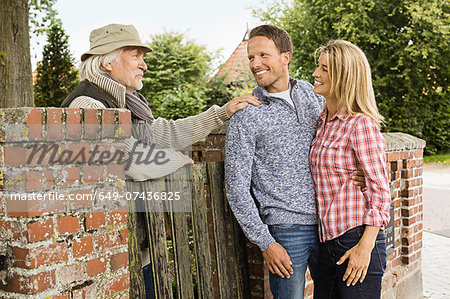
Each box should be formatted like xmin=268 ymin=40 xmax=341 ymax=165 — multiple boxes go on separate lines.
xmin=308 ymin=226 xmax=387 ymax=299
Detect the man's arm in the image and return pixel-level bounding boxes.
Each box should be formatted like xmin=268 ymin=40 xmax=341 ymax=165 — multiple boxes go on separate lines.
xmin=224 ymin=111 xmax=275 ymax=251
xmin=225 ymin=111 xmax=294 ymax=278
xmin=152 ymin=95 xmax=260 ymax=149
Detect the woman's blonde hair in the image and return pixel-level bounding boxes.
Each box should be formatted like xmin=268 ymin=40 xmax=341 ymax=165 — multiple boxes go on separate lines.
xmin=79 ymin=48 xmax=123 ymax=80
xmin=315 ymin=40 xmax=384 ymax=126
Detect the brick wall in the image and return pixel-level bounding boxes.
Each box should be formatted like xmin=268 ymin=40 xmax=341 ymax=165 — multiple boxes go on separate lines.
xmin=0 ymin=108 xmax=131 ymax=298
xmin=0 ymin=110 xmax=425 ymax=299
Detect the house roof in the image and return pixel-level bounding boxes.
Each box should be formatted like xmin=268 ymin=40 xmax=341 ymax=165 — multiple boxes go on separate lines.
xmin=215 ymin=39 xmax=252 ymax=83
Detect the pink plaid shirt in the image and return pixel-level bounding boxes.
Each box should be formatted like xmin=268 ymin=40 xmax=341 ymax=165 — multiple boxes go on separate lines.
xmin=310 ymin=110 xmax=391 ymax=242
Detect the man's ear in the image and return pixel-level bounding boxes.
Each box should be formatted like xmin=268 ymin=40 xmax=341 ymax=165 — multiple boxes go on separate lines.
xmin=102 ymin=60 xmax=113 ymax=72
xmin=282 ymin=51 xmax=292 ymax=66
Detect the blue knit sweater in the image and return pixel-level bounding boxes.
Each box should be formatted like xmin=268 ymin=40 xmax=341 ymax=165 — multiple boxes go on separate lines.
xmin=225 ymin=78 xmax=325 ymax=251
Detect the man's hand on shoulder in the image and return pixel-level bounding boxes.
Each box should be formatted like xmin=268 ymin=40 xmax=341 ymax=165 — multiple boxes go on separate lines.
xmin=226 ymin=94 xmax=261 ymax=117
xmin=262 ymin=242 xmax=293 ymax=278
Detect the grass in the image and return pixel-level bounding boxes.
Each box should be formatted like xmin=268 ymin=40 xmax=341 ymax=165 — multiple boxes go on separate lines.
xmin=423 ymin=154 xmax=450 ymax=165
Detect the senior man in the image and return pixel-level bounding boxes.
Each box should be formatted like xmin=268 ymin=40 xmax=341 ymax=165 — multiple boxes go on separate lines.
xmin=61 ymin=23 xmax=260 ymax=298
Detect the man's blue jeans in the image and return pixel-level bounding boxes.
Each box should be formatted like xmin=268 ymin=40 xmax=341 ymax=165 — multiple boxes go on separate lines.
xmin=268 ymin=224 xmax=319 ymax=299
xmin=308 ymin=226 xmax=387 ymax=299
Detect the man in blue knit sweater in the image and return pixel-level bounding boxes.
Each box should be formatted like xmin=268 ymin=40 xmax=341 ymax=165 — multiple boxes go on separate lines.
xmin=225 ymin=25 xmax=364 ymax=298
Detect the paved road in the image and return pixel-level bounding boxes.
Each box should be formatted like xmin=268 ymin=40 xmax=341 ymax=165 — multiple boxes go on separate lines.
xmin=422 ymin=163 xmax=450 ymax=298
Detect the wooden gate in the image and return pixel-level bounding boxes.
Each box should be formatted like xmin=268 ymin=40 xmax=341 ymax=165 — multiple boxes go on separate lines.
xmin=127 ymin=162 xmax=250 ymax=299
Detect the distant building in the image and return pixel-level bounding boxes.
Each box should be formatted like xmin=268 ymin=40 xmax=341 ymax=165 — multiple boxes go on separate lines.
xmin=214 ymin=29 xmax=253 ymax=85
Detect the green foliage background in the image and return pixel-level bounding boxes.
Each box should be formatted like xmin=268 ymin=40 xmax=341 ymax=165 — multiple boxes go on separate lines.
xmin=255 ymin=0 xmax=449 ymax=154
xmin=34 ymin=23 xmax=79 ymax=107
xmin=140 ymin=32 xmax=211 ymax=119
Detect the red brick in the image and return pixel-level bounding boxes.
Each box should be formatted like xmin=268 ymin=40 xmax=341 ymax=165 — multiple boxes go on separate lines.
xmin=402 ymin=217 xmax=416 ymax=226
xmin=0 ymin=220 xmax=27 ymax=242
xmin=118 ymin=111 xmax=131 ymax=137
xmin=52 ymin=292 xmax=70 ymax=299
xmin=402 ymin=159 xmax=415 ymax=169
xmin=401 ymin=189 xmax=414 ymax=198
xmin=56 ymin=263 xmax=84 ymax=286
xmin=13 ymin=243 xmax=68 ymax=269
xmin=400 ymin=151 xmax=414 ymax=160
xmin=401 ymin=169 xmax=414 ymax=179
xmin=84 ymin=109 xmax=99 ymax=139
xmin=413 ymin=149 xmax=423 ymax=158
xmin=109 ymin=210 xmax=127 ymax=226
xmin=69 ymin=189 xmax=96 ymax=211
xmin=55 ymin=167 xmax=81 ymax=187
xmin=205 ymin=135 xmax=226 ymax=149
xmin=65 ymin=108 xmax=82 ymax=139
xmin=58 ymin=216 xmax=80 ymax=235
xmin=102 ymin=110 xmax=116 ymax=137
xmin=24 ymin=170 xmax=53 ymax=192
xmin=2 ymin=270 xmax=55 ymax=294
xmin=106 ymin=164 xmax=125 ymax=180
xmin=386 ymin=152 xmax=400 ymax=162
xmin=205 ymin=150 xmax=223 ymax=162
xmin=26 ymin=108 xmax=43 ymax=140
xmin=401 ymin=208 xmax=415 ymax=217
xmin=86 ymin=257 xmax=107 ymax=277
xmin=27 ymin=219 xmax=53 ymax=242
xmin=102 ymin=274 xmax=130 ymax=296
xmin=72 ymin=236 xmax=94 ymax=258
xmin=71 ymin=288 xmax=84 ymax=299
xmin=47 ymin=108 xmax=63 ymax=141
xmin=110 ymin=251 xmax=129 ymax=271
xmin=401 ymin=253 xmax=418 ymax=264
xmin=66 ymin=143 xmax=91 ymax=164
xmin=4 ymin=146 xmax=29 ymax=166
xmin=97 ymin=229 xmax=128 ymax=251
xmin=85 ymin=211 xmax=106 ymax=230
xmin=6 ymin=198 xmax=44 ymax=218
xmin=83 ymin=165 xmax=105 ymax=183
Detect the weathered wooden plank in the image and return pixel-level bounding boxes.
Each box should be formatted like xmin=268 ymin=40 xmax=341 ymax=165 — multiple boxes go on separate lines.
xmin=230 ymin=213 xmax=250 ymax=299
xmin=126 ymin=180 xmax=145 ymax=299
xmin=191 ymin=164 xmax=214 ymax=298
xmin=207 ymin=162 xmax=234 ymax=298
xmin=169 ymin=167 xmax=195 ymax=299
xmin=143 ymin=178 xmax=173 ymax=299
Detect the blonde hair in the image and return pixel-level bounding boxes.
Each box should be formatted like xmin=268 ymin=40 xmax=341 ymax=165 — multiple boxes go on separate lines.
xmin=315 ymin=40 xmax=384 ymax=126
xmin=79 ymin=48 xmax=123 ymax=80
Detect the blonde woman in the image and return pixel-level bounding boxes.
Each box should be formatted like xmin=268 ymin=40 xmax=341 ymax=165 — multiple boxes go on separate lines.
xmin=308 ymin=40 xmax=390 ymax=298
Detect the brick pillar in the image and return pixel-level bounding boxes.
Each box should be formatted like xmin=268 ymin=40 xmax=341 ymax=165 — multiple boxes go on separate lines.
xmin=0 ymin=108 xmax=131 ymax=298
xmin=381 ymin=133 xmax=426 ymax=299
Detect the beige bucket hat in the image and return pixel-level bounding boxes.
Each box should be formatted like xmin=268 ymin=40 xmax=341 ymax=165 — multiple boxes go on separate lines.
xmin=81 ymin=24 xmax=152 ymax=61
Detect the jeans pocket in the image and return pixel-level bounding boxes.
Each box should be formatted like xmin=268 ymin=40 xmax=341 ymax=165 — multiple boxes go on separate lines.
xmin=374 ymin=239 xmax=387 ymax=272
xmin=335 ymin=227 xmax=363 ymax=250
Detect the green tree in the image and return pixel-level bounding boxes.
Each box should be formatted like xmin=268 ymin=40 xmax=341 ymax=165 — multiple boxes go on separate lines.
xmin=141 ymin=32 xmax=211 ymax=118
xmin=255 ymin=0 xmax=449 ymax=154
xmin=34 ymin=23 xmax=79 ymax=107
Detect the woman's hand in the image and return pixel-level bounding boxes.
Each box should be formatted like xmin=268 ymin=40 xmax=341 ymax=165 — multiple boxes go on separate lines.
xmin=337 ymin=242 xmax=373 ymax=286
xmin=337 ymin=226 xmax=380 ymax=286
xmin=226 ymin=94 xmax=261 ymax=117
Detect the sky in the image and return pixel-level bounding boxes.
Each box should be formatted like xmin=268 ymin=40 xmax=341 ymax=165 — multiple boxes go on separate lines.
xmin=30 ymin=0 xmax=267 ymax=71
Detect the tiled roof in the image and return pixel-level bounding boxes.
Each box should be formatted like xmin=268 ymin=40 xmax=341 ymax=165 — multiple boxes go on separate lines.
xmin=215 ymin=40 xmax=252 ymax=83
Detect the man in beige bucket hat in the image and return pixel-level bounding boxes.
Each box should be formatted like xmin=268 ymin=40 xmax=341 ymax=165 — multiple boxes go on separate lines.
xmin=62 ymin=24 xmax=261 ymax=298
